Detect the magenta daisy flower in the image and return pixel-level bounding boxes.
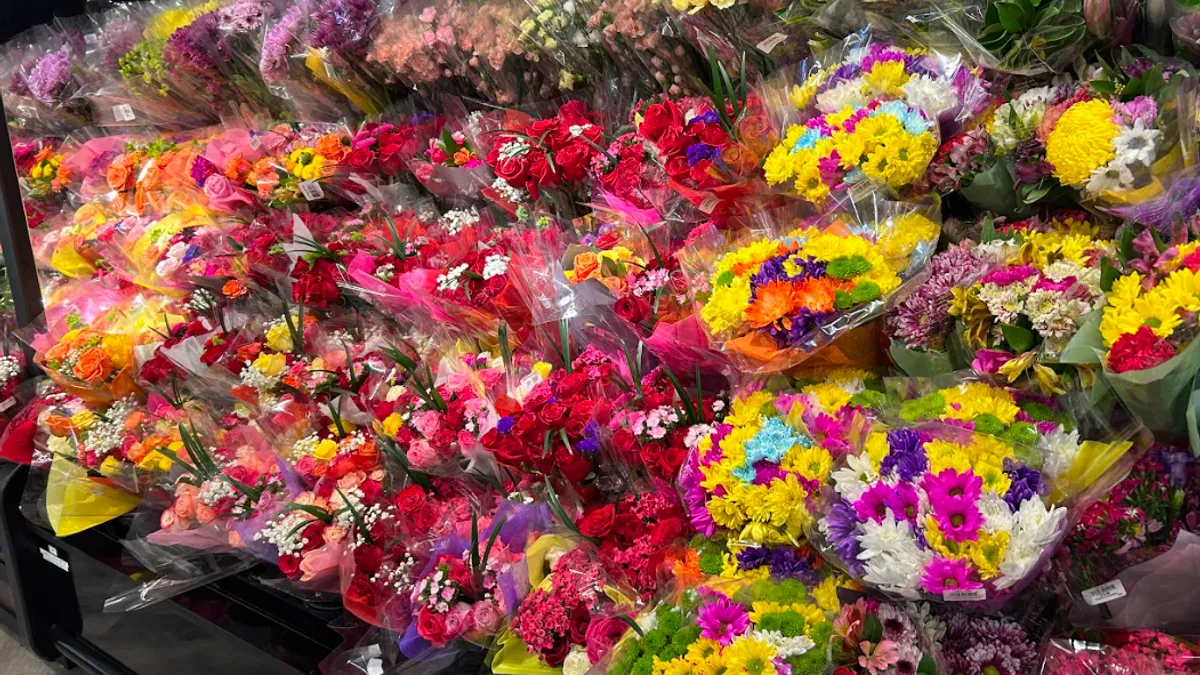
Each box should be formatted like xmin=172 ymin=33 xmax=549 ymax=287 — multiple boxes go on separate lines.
xmin=696 ymin=595 xmax=749 ymax=645
xmin=930 ymin=495 xmax=983 ymax=542
xmin=854 ymin=483 xmax=893 ymax=524
xmin=921 ymin=469 xmax=982 ymax=504
xmin=921 ymin=557 xmax=982 ymax=594
xmin=884 ymin=482 xmax=920 ymax=522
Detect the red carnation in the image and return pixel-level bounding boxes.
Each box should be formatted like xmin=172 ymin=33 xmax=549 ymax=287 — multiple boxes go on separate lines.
xmin=1108 ymin=325 xmax=1176 ymax=373
xmin=139 ymin=355 xmax=175 ymax=384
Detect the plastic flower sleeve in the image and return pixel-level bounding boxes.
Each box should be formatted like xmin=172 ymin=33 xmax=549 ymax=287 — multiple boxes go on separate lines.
xmin=1 ymin=20 xmax=94 ymax=136
xmin=1038 ymin=629 xmax=1200 ymax=674
xmin=257 ymin=0 xmax=362 ymax=122
xmin=924 ymin=0 xmax=1092 ymax=76
xmin=808 ymin=418 xmax=1138 ymax=610
xmin=680 ymin=196 xmax=939 ymax=374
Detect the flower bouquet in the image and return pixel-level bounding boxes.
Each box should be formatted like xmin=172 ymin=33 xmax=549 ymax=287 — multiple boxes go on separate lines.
xmin=30 ymin=306 xmax=142 ymax=406
xmin=764 ymin=38 xmax=991 ymax=205
xmin=398 ymin=500 xmax=552 ymax=660
xmin=678 ymin=389 xmax=841 ymax=548
xmin=824 ymin=597 xmax=941 ymax=675
xmin=603 ymin=576 xmax=844 ymax=675
xmin=947 ymin=215 xmax=1113 ymax=393
xmin=887 ymin=243 xmax=988 ymax=376
xmin=685 ymin=200 xmax=938 ymax=372
xmin=1098 ymin=235 xmax=1200 ymax=436
xmin=1039 ymin=629 xmax=1200 ymax=674
xmin=812 ymin=421 xmax=1134 ymax=607
xmin=2 ymin=20 xmax=93 ymax=135
xmin=491 ymin=535 xmax=641 ymax=673
xmin=257 ymin=0 xmax=364 ymax=121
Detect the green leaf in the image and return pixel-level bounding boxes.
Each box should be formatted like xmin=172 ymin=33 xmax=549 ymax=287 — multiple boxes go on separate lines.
xmin=1001 ymin=323 xmax=1036 ymax=353
xmin=980 ymin=213 xmax=999 ymax=243
xmin=1100 ymin=257 xmax=1119 ymax=293
xmin=661 ymin=364 xmax=698 ymax=423
xmin=617 ymin=615 xmax=645 ymax=637
xmin=995 ymin=3 xmax=1025 ymax=31
xmin=1118 ymin=226 xmax=1136 ymax=263
xmin=917 ymin=654 xmax=938 ymax=675
xmin=336 ymin=487 xmax=374 ymax=546
xmin=284 ymin=503 xmax=334 ymax=523
xmin=862 ymin=614 xmax=883 ymax=643
xmin=479 ymin=516 xmax=507 ymax=583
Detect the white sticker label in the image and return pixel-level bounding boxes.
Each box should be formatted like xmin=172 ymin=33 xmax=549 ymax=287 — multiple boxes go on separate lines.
xmin=366 ymin=644 xmax=381 ymax=658
xmin=248 ymin=135 xmax=261 ymax=150
xmin=299 ymin=180 xmax=324 ymax=201
xmin=943 ymin=588 xmax=987 ymax=602
xmin=40 ymin=546 xmax=69 ymax=572
xmin=1082 ymin=580 xmax=1127 ymax=606
xmin=699 ymin=197 xmax=719 ymax=214
xmin=366 ymin=658 xmax=384 ymax=675
xmin=0 ymin=397 xmax=15 ymax=412
xmin=756 ymin=32 xmax=789 ymax=55
xmin=85 ymin=33 xmax=98 ymax=46
xmin=112 ymin=104 xmax=136 ymax=122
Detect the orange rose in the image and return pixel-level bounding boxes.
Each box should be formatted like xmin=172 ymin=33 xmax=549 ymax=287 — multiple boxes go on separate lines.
xmin=453 ymin=149 xmax=473 ymax=166
xmin=195 ymin=503 xmax=217 ymax=524
xmin=314 ymin=135 xmax=347 ymax=162
xmin=33 ymin=146 xmax=53 ymax=163
xmin=601 ymin=275 xmax=629 ymax=297
xmin=106 ymin=163 xmax=130 ymax=191
xmin=45 ymin=339 xmax=72 ymax=365
xmin=72 ymin=347 xmax=114 ymax=385
xmin=573 ymin=252 xmax=600 ymax=281
xmin=222 ymin=279 xmax=248 ymax=298
xmin=45 ymin=414 xmax=75 ymax=437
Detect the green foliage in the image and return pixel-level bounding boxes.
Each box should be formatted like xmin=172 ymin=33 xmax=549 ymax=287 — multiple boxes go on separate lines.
xmin=834 ymin=290 xmax=855 ymax=310
xmin=1001 ymin=421 xmax=1040 ymax=446
xmin=977 ymin=0 xmax=1087 ymax=73
xmin=900 ymin=392 xmax=945 ymax=422
xmin=631 ymin=654 xmax=654 ymax=675
xmin=699 ymin=548 xmax=725 ymax=575
xmin=849 ymin=389 xmax=887 ymax=409
xmin=972 ymin=413 xmax=1006 ymax=436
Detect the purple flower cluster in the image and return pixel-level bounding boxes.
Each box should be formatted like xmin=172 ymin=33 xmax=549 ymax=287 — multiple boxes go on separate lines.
xmin=888 ymin=243 xmax=985 ymax=351
xmin=822 ymin=499 xmax=864 ymax=576
xmin=217 ymin=0 xmax=275 ymax=34
xmin=736 ymin=545 xmax=820 ymax=584
xmin=311 ymin=0 xmax=378 ymax=59
xmin=25 ymin=47 xmax=75 ymax=105
xmin=880 ymin=428 xmax=928 ymax=481
xmin=940 ymin=611 xmax=1039 ymax=675
xmin=165 ymin=12 xmax=222 ymax=84
xmin=260 ymin=0 xmax=312 ymax=81
xmin=1003 ymin=460 xmax=1044 ymax=510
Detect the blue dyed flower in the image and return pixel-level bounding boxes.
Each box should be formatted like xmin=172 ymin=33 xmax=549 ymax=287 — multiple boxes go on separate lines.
xmin=497 ymin=416 xmax=515 ymax=434
xmin=686 ymin=143 xmax=720 ymax=166
xmin=791 ymin=127 xmax=825 ymax=152
xmin=871 ymin=100 xmax=932 ymax=135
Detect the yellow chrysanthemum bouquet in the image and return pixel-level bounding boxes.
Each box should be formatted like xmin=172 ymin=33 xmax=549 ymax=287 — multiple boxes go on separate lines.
xmin=1097 ymin=238 xmax=1200 ymax=437
xmin=681 ymin=197 xmax=939 ymax=373
xmin=762 ymin=36 xmax=991 ymax=205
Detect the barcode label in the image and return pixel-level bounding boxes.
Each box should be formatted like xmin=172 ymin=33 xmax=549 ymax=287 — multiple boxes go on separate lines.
xmin=699 ymin=197 xmax=719 ymax=214
xmin=40 ymin=546 xmax=69 ymax=572
xmin=1082 ymin=580 xmax=1127 ymax=606
xmin=756 ymin=32 xmax=789 ymax=55
xmin=943 ymin=588 xmax=987 ymax=602
xmin=112 ymin=104 xmax=135 ymax=122
xmin=299 ymin=180 xmax=324 ymax=201
xmin=248 ymin=135 xmax=261 ymax=150
xmin=0 ymin=397 xmax=15 ymax=412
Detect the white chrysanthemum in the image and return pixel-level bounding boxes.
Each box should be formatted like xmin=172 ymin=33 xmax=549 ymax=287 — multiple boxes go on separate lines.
xmin=561 ymin=647 xmax=590 ymax=675
xmin=749 ymin=630 xmax=815 ymax=658
xmin=858 ymin=515 xmax=931 ymax=595
xmin=1038 ymin=427 xmax=1082 ymax=485
xmin=978 ymin=492 xmax=1015 ymax=535
xmin=977 ymin=279 xmax=1035 ymax=324
xmin=816 ymin=78 xmax=868 ymax=114
xmin=1085 ymin=160 xmax=1136 ymax=195
xmin=974 ymin=240 xmax=1021 ymax=263
xmin=832 ymin=452 xmax=877 ymax=501
xmin=1113 ymin=121 xmax=1160 ymax=167
xmin=901 ymin=74 xmax=958 ymax=117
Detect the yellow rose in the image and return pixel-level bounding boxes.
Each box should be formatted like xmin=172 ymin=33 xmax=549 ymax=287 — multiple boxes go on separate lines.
xmin=253 ymin=352 xmax=287 ymax=377
xmin=265 ymin=324 xmax=294 ymax=352
xmin=532 ymin=361 xmax=552 ymax=379
xmin=71 ymin=410 xmax=98 ymax=430
xmin=100 ymin=456 xmax=123 ymax=477
xmin=138 ymin=450 xmax=173 ymax=473
xmin=381 ymin=413 xmax=405 ymax=439
xmin=312 ymin=439 xmax=339 ymax=462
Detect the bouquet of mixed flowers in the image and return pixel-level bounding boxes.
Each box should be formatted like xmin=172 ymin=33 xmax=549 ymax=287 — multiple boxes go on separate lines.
xmin=825 ymin=597 xmax=940 ymax=675
xmin=688 ymin=202 xmax=938 ymax=372
xmin=603 ymin=577 xmax=845 ymax=675
xmin=813 ymin=421 xmax=1133 ymax=606
xmin=764 ymin=39 xmax=991 ymax=205
xmin=948 ymin=214 xmax=1113 ymax=392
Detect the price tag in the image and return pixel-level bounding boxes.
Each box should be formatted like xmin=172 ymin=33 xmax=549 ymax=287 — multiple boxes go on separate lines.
xmin=248 ymin=135 xmax=261 ymax=150
xmin=755 ymin=32 xmax=789 ymax=55
xmin=299 ymin=180 xmax=324 ymax=201
xmin=1082 ymin=580 xmax=1127 ymax=606
xmin=112 ymin=104 xmax=136 ymax=122
xmin=943 ymin=588 xmax=987 ymax=602
xmin=0 ymin=397 xmax=16 ymax=412
xmin=85 ymin=33 xmax=98 ymax=46
xmin=699 ymin=197 xmax=719 ymax=214
xmin=365 ymin=644 xmax=382 ymax=658
xmin=40 ymin=545 xmax=69 ymax=572
xmin=366 ymin=658 xmax=384 ymax=675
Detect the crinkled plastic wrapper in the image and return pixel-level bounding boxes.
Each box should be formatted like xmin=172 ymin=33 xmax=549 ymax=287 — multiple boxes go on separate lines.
xmin=680 ymin=196 xmax=939 ymax=374
xmin=1039 ymin=629 xmax=1200 ymax=674
xmin=1103 ymin=337 xmax=1200 ymax=439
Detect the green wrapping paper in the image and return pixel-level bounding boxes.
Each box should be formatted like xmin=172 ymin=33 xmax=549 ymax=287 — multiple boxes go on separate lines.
xmin=888 ymin=339 xmax=954 ymax=376
xmin=1056 ymin=310 xmax=1104 ymax=366
xmin=958 ymin=162 xmax=1033 ymax=219
xmin=1101 ymin=338 xmax=1200 ymax=438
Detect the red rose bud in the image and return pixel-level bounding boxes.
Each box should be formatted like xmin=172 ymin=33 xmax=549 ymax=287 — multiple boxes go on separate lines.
xmin=578 ymin=504 xmax=616 ymax=539
xmin=615 ymin=296 xmax=651 ymax=324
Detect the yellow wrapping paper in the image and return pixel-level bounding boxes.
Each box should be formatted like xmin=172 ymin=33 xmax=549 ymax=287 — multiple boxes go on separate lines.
xmin=46 ymin=456 xmax=141 ymax=537
xmin=1049 ymin=440 xmax=1134 ymax=504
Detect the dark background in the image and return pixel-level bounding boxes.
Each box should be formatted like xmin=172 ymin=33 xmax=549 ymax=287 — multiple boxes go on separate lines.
xmin=0 ymin=0 xmax=87 ymax=42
